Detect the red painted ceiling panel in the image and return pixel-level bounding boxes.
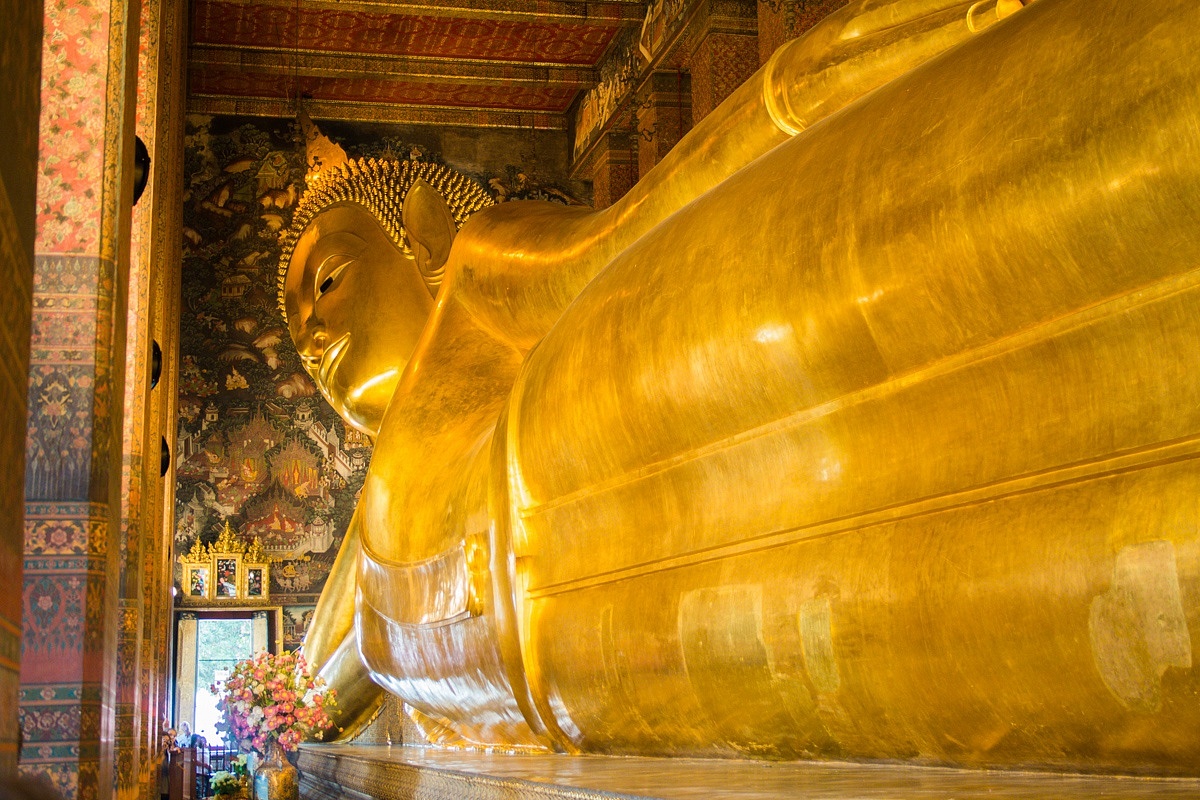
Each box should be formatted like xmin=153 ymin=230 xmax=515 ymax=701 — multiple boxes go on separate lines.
xmin=190 ymin=68 xmax=580 ymax=111
xmin=192 ymin=0 xmax=619 ymax=65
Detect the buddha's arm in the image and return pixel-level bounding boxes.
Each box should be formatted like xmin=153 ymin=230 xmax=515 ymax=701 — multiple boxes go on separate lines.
xmin=303 ymin=509 xmax=360 ymax=669
xmin=302 ymin=509 xmax=383 ymax=737
xmin=345 ymin=297 xmax=543 ymax=747
xmin=451 ymin=0 xmax=1027 ymax=350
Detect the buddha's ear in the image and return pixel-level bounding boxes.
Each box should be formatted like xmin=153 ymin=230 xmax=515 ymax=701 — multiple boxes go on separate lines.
xmin=403 ymin=178 xmax=456 ymax=292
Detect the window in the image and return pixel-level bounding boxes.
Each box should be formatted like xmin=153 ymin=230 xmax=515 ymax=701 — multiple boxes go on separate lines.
xmin=193 ymin=617 xmax=254 ymax=742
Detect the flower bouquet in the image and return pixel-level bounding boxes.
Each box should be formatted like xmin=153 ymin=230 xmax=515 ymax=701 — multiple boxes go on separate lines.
xmin=210 ymin=650 xmax=337 ymax=755
xmin=211 ymin=651 xmax=337 ymax=800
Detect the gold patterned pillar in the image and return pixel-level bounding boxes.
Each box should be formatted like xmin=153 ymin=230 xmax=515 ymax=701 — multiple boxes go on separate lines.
xmin=21 ymin=0 xmax=141 ymax=796
xmin=589 ymin=129 xmax=639 ymax=210
xmin=115 ymin=0 xmax=186 ymax=795
xmin=687 ymin=0 xmax=759 ymax=123
xmin=636 ymin=71 xmax=693 ymax=178
xmin=0 ymin=0 xmax=42 ymax=781
xmin=139 ymin=0 xmax=186 ymax=777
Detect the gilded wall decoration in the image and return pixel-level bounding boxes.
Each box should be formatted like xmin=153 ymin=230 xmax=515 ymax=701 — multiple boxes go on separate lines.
xmin=640 ymin=0 xmax=693 ymax=61
xmin=179 ymin=521 xmax=272 ymax=605
xmin=572 ymin=28 xmax=641 ymax=162
xmin=176 ymin=116 xmax=365 ymax=619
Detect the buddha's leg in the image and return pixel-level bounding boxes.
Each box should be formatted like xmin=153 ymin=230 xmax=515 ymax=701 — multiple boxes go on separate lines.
xmin=507 ymin=0 xmax=1200 ymax=768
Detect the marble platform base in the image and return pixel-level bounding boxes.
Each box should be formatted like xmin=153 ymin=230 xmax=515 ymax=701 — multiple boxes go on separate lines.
xmin=297 ymin=745 xmax=1200 ymax=800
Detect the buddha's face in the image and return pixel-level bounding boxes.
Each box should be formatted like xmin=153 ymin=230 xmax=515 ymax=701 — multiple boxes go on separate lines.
xmin=284 ymin=203 xmax=434 ymax=436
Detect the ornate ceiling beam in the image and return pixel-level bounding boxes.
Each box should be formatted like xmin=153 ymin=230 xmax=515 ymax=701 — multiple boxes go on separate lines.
xmin=185 ymin=0 xmax=645 ymax=134
xmin=190 ymin=45 xmax=598 ymax=88
xmin=197 ymin=0 xmax=646 ymax=23
xmin=186 ymin=94 xmax=570 ymax=130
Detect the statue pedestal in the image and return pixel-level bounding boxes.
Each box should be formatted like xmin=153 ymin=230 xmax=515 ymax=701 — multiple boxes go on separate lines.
xmin=297 ymin=745 xmax=1200 ymax=800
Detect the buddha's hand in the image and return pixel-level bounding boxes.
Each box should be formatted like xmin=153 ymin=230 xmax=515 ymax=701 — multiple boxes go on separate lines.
xmin=301 ymin=511 xmax=385 ymax=740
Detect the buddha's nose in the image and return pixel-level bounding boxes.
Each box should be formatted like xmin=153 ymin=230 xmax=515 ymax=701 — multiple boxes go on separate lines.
xmin=296 ymin=323 xmax=328 ymax=371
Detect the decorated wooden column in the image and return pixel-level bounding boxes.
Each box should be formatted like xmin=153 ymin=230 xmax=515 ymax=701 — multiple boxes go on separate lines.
xmin=116 ymin=0 xmax=186 ymax=795
xmin=139 ymin=0 xmax=186 ymax=782
xmin=20 ymin=0 xmax=141 ymax=795
xmin=0 ymin=0 xmax=43 ymax=780
xmin=687 ymin=0 xmax=759 ymax=123
xmin=589 ymin=128 xmax=639 ymax=209
xmin=636 ymin=71 xmax=693 ymax=178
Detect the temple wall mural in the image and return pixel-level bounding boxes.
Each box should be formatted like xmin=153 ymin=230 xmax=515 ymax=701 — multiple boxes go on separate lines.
xmin=176 ymin=115 xmax=587 ymax=649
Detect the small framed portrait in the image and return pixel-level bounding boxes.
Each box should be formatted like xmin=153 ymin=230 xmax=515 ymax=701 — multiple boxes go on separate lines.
xmin=177 ymin=523 xmax=270 ymax=605
xmin=215 ymin=557 xmax=239 ymax=598
xmin=245 ymin=567 xmax=264 ymax=598
xmin=187 ymin=566 xmax=209 ymax=599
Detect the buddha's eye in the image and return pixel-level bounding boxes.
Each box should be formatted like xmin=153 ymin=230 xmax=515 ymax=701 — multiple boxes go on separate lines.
xmin=315 ymin=255 xmax=354 ymax=299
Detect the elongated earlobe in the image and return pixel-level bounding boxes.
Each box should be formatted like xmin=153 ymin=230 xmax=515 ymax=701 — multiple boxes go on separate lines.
xmin=403 ymin=178 xmax=457 ymax=294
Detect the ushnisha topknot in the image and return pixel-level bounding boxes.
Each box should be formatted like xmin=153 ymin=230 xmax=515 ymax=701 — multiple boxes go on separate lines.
xmin=277 ymin=157 xmax=494 ymax=321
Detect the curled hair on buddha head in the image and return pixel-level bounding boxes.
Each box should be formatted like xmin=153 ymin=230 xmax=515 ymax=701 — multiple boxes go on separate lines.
xmin=277 ymin=157 xmax=493 ymax=322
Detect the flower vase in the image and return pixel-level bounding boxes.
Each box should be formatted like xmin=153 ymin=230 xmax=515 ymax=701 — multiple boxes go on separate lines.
xmin=252 ymin=742 xmax=297 ymax=800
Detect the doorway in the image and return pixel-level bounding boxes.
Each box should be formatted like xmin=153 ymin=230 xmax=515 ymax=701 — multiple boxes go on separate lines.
xmin=173 ymin=609 xmax=281 ymax=742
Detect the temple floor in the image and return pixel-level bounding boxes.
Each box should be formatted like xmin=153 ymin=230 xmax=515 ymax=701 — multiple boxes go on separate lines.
xmin=297 ymin=745 xmax=1200 ymax=800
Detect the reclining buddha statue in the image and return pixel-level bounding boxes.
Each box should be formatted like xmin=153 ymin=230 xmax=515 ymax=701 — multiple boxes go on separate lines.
xmin=279 ymin=0 xmax=1200 ymax=773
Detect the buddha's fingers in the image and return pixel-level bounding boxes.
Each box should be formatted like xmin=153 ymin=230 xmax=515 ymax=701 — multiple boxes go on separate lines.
xmin=313 ymin=629 xmax=384 ymax=742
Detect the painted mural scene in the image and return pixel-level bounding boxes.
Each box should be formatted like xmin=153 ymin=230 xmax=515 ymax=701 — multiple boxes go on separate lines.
xmin=174 ymin=117 xmax=368 ymax=626
xmin=9 ymin=0 xmax=1200 ymax=799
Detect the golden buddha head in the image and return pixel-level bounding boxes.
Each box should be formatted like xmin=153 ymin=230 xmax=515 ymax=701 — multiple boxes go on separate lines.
xmin=278 ymin=158 xmax=492 ymax=435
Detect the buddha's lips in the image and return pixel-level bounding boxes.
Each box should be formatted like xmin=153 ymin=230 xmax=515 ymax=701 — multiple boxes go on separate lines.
xmin=318 ymin=333 xmax=349 ymax=387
